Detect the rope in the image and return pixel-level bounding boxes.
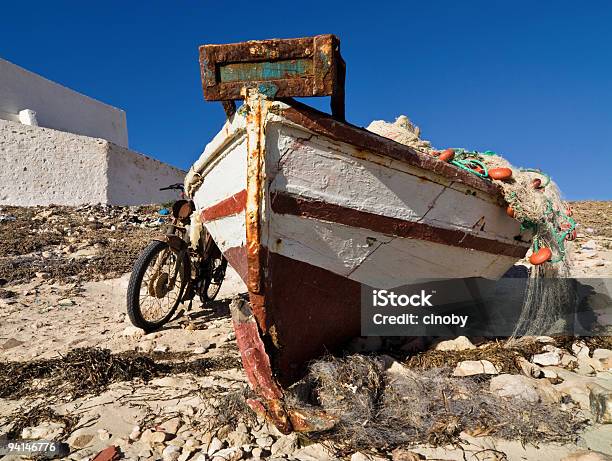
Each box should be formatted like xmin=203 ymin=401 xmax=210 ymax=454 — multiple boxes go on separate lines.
xmin=443 ymin=149 xmax=574 ymax=264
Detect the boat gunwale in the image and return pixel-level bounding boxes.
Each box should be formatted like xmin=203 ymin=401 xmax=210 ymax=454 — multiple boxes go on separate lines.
xmin=189 ymin=100 xmax=507 ymax=208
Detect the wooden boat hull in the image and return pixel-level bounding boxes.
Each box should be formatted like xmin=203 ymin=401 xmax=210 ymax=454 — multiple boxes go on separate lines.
xmin=186 ymin=93 xmax=530 ymax=431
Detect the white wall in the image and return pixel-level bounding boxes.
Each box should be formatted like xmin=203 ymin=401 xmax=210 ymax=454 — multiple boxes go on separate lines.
xmin=106 ymin=144 xmax=186 ymax=205
xmin=0 ymin=58 xmax=129 ymax=147
xmin=0 ymin=119 xmax=185 ymax=206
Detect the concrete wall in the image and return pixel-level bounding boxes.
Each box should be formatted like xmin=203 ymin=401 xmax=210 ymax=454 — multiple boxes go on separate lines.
xmin=0 ymin=58 xmax=129 ymax=147
xmin=0 ymin=119 xmax=185 ymax=206
xmin=106 ymin=144 xmax=186 ymax=206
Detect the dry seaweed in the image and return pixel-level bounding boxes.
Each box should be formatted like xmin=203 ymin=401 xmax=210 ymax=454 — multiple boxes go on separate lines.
xmin=404 ymin=339 xmax=546 ymax=373
xmin=0 ymin=347 xmax=241 ymax=401
xmin=4 ymin=404 xmax=77 ymax=440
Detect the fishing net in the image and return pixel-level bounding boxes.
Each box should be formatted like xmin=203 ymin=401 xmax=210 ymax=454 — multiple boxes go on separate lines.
xmin=286 ymin=355 xmax=584 ymax=450
xmin=367 ymin=116 xmax=577 ymax=337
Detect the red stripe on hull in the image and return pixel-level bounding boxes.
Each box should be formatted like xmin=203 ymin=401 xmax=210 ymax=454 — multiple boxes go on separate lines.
xmin=201 ymin=189 xmax=247 ymax=222
xmin=270 ymin=192 xmax=528 ymax=259
xmin=223 ymin=245 xmax=249 ymax=284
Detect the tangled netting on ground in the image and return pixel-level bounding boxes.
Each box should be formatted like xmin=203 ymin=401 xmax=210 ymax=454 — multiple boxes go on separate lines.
xmin=288 ymin=355 xmax=584 ymax=451
xmin=367 ymin=116 xmax=577 ymax=337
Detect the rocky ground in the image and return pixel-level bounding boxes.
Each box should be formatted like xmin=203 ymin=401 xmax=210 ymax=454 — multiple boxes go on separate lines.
xmin=0 ymin=201 xmax=611 ymax=461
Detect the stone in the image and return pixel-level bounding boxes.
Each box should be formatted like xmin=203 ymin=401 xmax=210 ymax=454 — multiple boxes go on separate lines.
xmin=97 ymin=429 xmax=111 ymax=441
xmin=452 ymin=360 xmax=498 ymax=377
xmin=535 ymin=336 xmax=556 ymax=343
xmin=21 ymin=421 xmax=65 ymax=440
xmin=581 ymin=240 xmax=598 ymax=250
xmin=160 ymin=417 xmax=182 ymax=435
xmin=129 ymin=426 xmax=141 ymax=441
xmin=207 ymin=437 xmax=224 ymax=456
xmin=561 ymin=451 xmax=612 ymax=461
xmin=561 ymin=353 xmax=579 ymax=368
xmin=58 ymin=298 xmax=75 ymax=307
xmin=68 ymin=433 xmax=95 ymax=449
xmin=252 ymin=447 xmax=263 ymax=459
xmin=293 ymin=443 xmax=335 ymax=460
xmin=516 ymin=356 xmax=543 ymax=378
xmin=572 ymin=341 xmax=590 ymax=358
xmin=490 ymin=374 xmax=539 ymax=403
xmin=542 ymin=368 xmax=559 ymax=379
xmin=212 ymin=447 xmax=242 ymax=461
xmin=534 ymin=378 xmax=562 ymax=404
xmin=122 ymin=326 xmax=145 ymax=339
xmin=391 ymin=448 xmax=425 ymax=461
xmin=154 ymin=344 xmax=170 ymax=353
xmin=226 ymin=430 xmax=250 ymax=447
xmin=351 ymin=453 xmax=387 ymax=461
xmin=140 ymin=428 xmax=169 ymax=444
xmin=593 ymin=349 xmax=612 ymax=370
xmin=532 ymin=351 xmax=561 ymax=366
xmin=270 ymin=433 xmax=298 ymax=457
xmin=590 ymin=384 xmax=612 ymax=424
xmin=434 ymin=336 xmax=476 ymax=351
xmin=255 ymin=436 xmax=273 ymax=449
xmin=162 ymin=445 xmax=182 ymax=461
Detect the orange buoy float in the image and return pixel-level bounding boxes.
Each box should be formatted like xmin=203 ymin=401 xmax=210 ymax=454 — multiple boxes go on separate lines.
xmin=532 ymin=178 xmax=542 ymax=189
xmin=488 ymin=167 xmax=513 ymax=181
xmin=506 ymin=206 xmax=515 ymax=218
xmin=472 ymin=165 xmax=485 ymax=175
xmin=529 ymin=247 xmax=552 ymax=265
xmin=438 ymin=148 xmax=455 ymax=162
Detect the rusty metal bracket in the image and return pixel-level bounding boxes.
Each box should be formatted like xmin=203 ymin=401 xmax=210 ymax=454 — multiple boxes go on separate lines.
xmin=199 ymin=34 xmax=345 ymax=120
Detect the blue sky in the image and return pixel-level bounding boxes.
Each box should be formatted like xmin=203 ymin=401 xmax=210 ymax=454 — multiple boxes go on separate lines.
xmin=1 ymin=1 xmax=611 ymax=199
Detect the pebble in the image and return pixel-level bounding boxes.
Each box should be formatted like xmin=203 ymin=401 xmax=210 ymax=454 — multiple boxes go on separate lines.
xmin=122 ymin=325 xmax=146 ymax=339
xmin=589 ymin=384 xmax=612 ymax=424
xmin=97 ymin=429 xmax=111 ymax=441
xmin=270 ymin=433 xmax=298 ymax=457
xmin=58 ymin=298 xmax=75 ymax=307
xmin=212 ymin=447 xmax=242 ymax=461
xmin=207 ymin=437 xmax=224 ymax=456
xmin=434 ymin=336 xmax=476 ymax=351
xmin=255 ymin=436 xmax=273 ymax=449
xmin=160 ymin=417 xmax=182 ymax=434
xmin=532 ymin=351 xmax=561 ymax=366
xmin=141 ymin=428 xmax=169 ymax=444
xmin=452 ymin=360 xmax=498 ymax=376
xmin=162 ymin=445 xmax=181 ymax=461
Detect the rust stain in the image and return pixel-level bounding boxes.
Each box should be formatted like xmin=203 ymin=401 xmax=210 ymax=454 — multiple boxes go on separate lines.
xmin=230 ymin=298 xmax=292 ymax=434
xmin=199 ymin=34 xmax=345 ymax=120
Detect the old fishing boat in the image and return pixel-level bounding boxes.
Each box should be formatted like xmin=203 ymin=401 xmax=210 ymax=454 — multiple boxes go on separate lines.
xmin=185 ymin=35 xmax=531 ymax=432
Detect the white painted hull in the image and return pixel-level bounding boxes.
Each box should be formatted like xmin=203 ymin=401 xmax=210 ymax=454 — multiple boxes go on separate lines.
xmin=186 ymin=101 xmax=529 ymax=288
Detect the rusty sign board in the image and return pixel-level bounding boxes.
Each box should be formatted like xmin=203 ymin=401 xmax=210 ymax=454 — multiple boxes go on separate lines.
xmin=199 ymin=34 xmax=345 ymax=120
